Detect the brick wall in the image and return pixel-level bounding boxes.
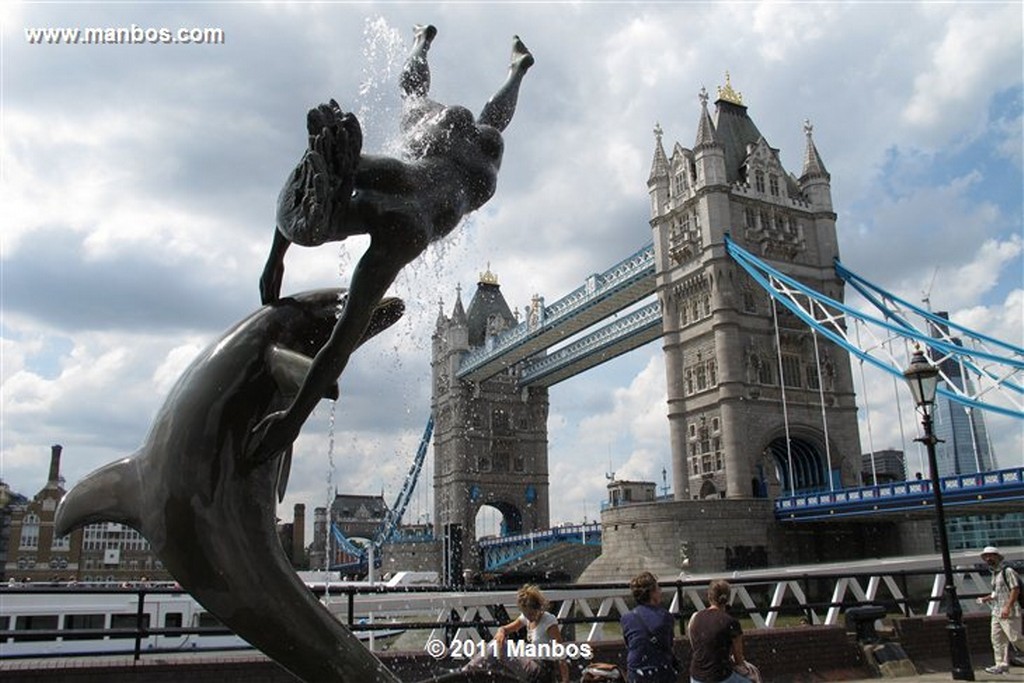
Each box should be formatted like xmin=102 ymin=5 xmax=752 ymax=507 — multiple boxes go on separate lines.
xmin=893 ymin=613 xmax=994 ymax=669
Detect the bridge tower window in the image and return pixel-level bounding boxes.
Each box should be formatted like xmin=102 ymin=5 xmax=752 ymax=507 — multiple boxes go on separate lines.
xmin=781 ymin=354 xmax=803 ymax=388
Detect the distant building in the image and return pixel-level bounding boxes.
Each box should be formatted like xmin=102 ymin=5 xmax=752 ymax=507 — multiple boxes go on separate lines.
xmin=0 ymin=480 xmax=30 ymax=581
xmin=309 ymin=493 xmax=389 ymax=569
xmin=929 ymin=312 xmax=994 ymax=477
xmin=918 ymin=313 xmax=1018 ymax=551
xmin=332 ymin=493 xmax=387 ymax=543
xmin=605 ymin=480 xmax=658 ymax=509
xmin=5 ymin=445 xmax=311 ymax=583
xmin=276 ymin=503 xmax=308 ymax=569
xmin=861 ymin=449 xmax=907 ymax=485
xmin=3 ymin=445 xmax=171 ymax=583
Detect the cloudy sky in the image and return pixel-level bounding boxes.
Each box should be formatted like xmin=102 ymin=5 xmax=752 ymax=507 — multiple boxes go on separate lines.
xmin=3 ymin=1 xmax=1022 ymax=543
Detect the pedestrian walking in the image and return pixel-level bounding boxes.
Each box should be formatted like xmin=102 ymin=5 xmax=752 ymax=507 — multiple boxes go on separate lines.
xmin=978 ymin=546 xmax=1024 ymax=674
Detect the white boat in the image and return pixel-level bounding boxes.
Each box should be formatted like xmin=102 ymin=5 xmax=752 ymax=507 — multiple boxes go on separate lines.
xmin=0 ymin=575 xmax=429 ymax=658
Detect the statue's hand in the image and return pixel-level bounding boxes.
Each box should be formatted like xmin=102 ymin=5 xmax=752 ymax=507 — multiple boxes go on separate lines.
xmin=246 ymin=410 xmax=298 ymax=466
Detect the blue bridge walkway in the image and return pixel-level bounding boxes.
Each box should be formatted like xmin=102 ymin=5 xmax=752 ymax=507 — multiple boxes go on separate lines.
xmin=775 ymin=466 xmax=1024 ymax=521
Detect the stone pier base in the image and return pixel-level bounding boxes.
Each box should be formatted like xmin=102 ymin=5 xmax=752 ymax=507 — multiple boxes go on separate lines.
xmin=579 ymin=499 xmax=922 ymax=582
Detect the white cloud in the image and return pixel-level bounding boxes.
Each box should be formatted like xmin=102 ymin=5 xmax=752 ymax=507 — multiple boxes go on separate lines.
xmin=903 ymin=5 xmax=1022 ymax=136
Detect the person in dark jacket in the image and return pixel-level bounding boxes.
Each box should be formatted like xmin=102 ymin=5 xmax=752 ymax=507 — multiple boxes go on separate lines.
xmin=621 ymin=572 xmax=677 ymax=682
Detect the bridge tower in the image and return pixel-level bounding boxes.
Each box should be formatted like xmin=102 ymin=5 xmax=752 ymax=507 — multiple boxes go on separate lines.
xmin=648 ymin=77 xmax=861 ymax=502
xmin=431 ymin=269 xmax=550 ymax=574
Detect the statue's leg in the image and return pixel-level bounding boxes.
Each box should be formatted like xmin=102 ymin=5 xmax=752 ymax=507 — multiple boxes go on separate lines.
xmin=399 ymin=24 xmax=437 ymax=99
xmin=246 ymin=226 xmax=425 ymax=466
xmin=478 ymin=36 xmax=534 ymax=132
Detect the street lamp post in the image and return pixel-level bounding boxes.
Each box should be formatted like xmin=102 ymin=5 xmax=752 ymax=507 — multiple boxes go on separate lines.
xmin=903 ymin=348 xmax=975 ymax=681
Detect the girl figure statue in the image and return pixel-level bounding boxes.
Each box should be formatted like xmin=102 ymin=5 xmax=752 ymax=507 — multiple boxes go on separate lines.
xmin=249 ymin=25 xmax=533 ymax=464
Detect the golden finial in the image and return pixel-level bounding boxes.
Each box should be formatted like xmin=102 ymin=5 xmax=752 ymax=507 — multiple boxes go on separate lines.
xmin=479 ymin=263 xmax=498 ymax=285
xmin=717 ymin=71 xmax=743 ymax=105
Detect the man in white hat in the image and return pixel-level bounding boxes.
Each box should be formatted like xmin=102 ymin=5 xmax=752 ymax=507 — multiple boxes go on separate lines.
xmin=979 ymin=546 xmax=1023 ymax=674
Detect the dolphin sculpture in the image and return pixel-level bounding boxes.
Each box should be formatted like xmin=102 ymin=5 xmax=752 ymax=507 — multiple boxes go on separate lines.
xmin=55 ymin=289 xmax=406 ymax=682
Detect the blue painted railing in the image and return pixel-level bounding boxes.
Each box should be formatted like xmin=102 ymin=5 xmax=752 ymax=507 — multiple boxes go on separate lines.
xmin=479 ymin=522 xmax=602 ymax=571
xmin=775 ymin=466 xmax=1024 ymax=520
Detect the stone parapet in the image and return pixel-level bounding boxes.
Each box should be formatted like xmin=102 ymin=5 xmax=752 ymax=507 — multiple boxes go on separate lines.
xmin=578 ymin=499 xmax=777 ymax=582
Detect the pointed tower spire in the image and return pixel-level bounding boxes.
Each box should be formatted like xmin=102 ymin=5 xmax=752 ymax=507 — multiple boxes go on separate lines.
xmin=647 ymin=122 xmax=670 ymax=219
xmin=799 ymin=119 xmax=833 ymax=213
xmin=435 ymin=296 xmax=446 ymax=327
xmin=694 ymin=84 xmax=727 ymax=188
xmin=648 ymin=122 xmax=669 ymax=183
xmin=800 ymin=119 xmax=830 ymax=180
xmin=451 ymin=283 xmax=467 ymax=325
xmin=694 ymin=86 xmax=718 ymax=149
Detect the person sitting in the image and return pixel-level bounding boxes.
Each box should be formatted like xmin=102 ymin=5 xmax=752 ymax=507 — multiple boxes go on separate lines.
xmin=687 ymin=580 xmax=753 ymax=683
xmin=620 ymin=571 xmax=678 ymax=682
xmin=465 ymin=584 xmax=569 ymax=683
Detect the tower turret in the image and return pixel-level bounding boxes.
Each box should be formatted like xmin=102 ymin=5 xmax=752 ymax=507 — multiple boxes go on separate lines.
xmin=648 ymin=122 xmax=670 ymax=220
xmin=693 ymin=86 xmax=727 ymax=188
xmin=799 ymin=119 xmax=833 ymax=212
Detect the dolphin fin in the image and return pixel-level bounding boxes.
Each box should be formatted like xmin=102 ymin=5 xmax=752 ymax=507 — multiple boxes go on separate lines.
xmin=276 ymin=445 xmax=293 ymax=503
xmin=268 ymin=344 xmax=339 ymax=400
xmin=54 ymin=456 xmax=144 ymax=538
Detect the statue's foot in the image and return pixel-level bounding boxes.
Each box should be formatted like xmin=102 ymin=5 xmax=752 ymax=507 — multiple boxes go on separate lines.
xmin=413 ymin=24 xmax=437 ymax=49
xmin=510 ymin=35 xmax=534 ymax=72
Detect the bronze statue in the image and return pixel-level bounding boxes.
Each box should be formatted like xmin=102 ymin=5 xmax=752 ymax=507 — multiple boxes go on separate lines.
xmin=56 ymin=290 xmax=407 ymax=682
xmin=250 ymin=24 xmax=533 ymax=465
xmin=56 ymin=24 xmax=534 ymax=682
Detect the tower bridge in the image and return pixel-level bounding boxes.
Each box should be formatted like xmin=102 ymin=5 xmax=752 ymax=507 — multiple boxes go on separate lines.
xmin=417 ymin=77 xmax=1023 ymax=581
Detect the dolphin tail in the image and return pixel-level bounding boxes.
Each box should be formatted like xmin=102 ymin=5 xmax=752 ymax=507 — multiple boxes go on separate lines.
xmin=54 ymin=456 xmax=144 ymax=537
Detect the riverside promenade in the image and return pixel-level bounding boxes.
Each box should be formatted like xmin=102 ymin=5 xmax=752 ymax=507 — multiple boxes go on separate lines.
xmin=2 ymin=655 xmax=1021 ymax=682
xmin=3 ymin=627 xmax=1022 ymax=683
xmin=846 ymin=672 xmax=1023 ymax=682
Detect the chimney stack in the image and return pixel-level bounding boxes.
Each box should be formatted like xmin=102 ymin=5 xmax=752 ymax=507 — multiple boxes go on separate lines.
xmin=292 ymin=504 xmax=306 ymax=563
xmin=48 ymin=444 xmax=63 ymax=485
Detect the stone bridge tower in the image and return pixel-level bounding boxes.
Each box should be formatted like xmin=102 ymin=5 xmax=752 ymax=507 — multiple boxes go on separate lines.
xmin=648 ymin=77 xmax=861 ymax=503
xmin=431 ymin=269 xmax=550 ymax=576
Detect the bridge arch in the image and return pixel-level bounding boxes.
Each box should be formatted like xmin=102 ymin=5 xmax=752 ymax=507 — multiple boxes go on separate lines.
xmin=473 ymin=501 xmax=524 ymax=540
xmin=759 ymin=427 xmax=835 ymax=496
